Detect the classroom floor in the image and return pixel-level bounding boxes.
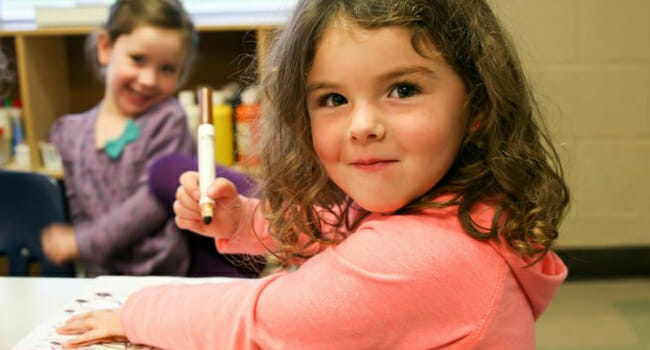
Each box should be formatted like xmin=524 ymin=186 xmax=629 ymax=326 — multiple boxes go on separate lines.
xmin=536 ymin=278 xmax=650 ymax=350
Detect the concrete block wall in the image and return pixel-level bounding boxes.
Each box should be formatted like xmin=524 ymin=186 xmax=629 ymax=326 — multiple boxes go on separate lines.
xmin=489 ymin=0 xmax=650 ymax=248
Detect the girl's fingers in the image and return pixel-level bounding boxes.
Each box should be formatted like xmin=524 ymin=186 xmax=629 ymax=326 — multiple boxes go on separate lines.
xmin=175 ymin=174 xmax=241 ymax=237
xmin=57 ymin=316 xmax=94 ymax=335
xmin=208 ymin=177 xmax=238 ymax=201
xmin=173 ymin=200 xmax=200 ymax=220
xmin=178 ymin=171 xmax=201 ymax=199
xmin=175 ymin=216 xmax=205 ymax=232
xmin=62 ymin=311 xmax=95 ymax=324
xmin=58 ymin=310 xmax=126 ymax=348
xmin=176 ymin=176 xmax=237 ymax=213
xmin=178 ymin=171 xmax=199 ymax=187
xmin=175 ymin=186 xmax=200 ymax=213
xmin=62 ymin=329 xmax=124 ymax=348
xmin=57 ymin=324 xmax=91 ymax=335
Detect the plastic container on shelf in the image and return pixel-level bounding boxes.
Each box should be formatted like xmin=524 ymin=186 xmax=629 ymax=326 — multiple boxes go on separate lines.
xmin=8 ymin=107 xmax=24 ymax=156
xmin=221 ymin=82 xmax=241 ymax=106
xmin=0 ymin=108 xmax=12 ymax=139
xmin=3 ymin=98 xmax=24 ymax=155
xmin=39 ymin=141 xmax=63 ymax=171
xmin=0 ymin=108 xmax=13 ymax=166
xmin=235 ymin=85 xmax=261 ymax=167
xmin=0 ymin=128 xmax=11 ymax=166
xmin=178 ymin=90 xmax=199 ymax=141
xmin=185 ymin=104 xmax=200 ymax=141
xmin=220 ymin=82 xmax=242 ymax=159
xmin=211 ymin=90 xmax=234 ymax=166
xmin=178 ymin=89 xmax=195 ymax=107
xmin=14 ymin=143 xmax=30 ymax=168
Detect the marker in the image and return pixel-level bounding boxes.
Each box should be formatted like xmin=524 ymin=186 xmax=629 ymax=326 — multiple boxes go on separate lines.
xmin=197 ymin=86 xmax=216 ymax=224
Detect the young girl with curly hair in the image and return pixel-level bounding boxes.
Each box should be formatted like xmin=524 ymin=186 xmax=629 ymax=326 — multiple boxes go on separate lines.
xmin=59 ymin=0 xmax=569 ymax=348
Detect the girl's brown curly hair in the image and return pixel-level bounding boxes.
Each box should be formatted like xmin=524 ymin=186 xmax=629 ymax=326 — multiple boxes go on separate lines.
xmin=255 ymin=0 xmax=569 ymax=265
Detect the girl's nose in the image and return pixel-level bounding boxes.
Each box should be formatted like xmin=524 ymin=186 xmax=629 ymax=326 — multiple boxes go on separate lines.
xmin=348 ymin=103 xmax=386 ymax=143
xmin=138 ymin=68 xmax=157 ymax=87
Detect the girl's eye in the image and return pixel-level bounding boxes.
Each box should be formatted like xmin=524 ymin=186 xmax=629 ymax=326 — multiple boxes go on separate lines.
xmin=388 ymin=83 xmax=420 ymax=98
xmin=160 ymin=65 xmax=178 ymax=74
xmin=320 ymin=93 xmax=348 ymax=107
xmin=131 ymin=55 xmax=145 ymax=65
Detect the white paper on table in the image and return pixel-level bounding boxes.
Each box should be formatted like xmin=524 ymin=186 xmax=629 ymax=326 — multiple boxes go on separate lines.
xmin=12 ymin=276 xmax=237 ymax=350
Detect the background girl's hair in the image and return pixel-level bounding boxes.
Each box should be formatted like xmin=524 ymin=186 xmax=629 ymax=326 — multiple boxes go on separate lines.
xmin=85 ymin=0 xmax=198 ymax=85
xmin=257 ymin=0 xmax=569 ymax=265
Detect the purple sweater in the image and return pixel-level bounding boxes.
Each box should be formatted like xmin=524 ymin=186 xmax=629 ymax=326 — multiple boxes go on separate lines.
xmin=50 ymin=98 xmax=194 ymax=276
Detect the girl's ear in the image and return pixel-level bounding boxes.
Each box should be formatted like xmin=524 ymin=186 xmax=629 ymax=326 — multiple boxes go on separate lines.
xmin=96 ymin=31 xmax=112 ymax=66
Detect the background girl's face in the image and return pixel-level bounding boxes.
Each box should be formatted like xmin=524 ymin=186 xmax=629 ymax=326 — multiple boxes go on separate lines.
xmin=98 ymin=25 xmax=186 ymax=116
xmin=307 ymin=19 xmax=470 ymax=213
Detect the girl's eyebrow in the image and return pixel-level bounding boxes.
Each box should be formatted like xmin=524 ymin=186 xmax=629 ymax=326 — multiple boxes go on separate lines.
xmin=307 ymin=81 xmax=339 ymax=93
xmin=377 ymin=65 xmax=436 ymax=82
xmin=307 ymin=65 xmax=436 ymax=93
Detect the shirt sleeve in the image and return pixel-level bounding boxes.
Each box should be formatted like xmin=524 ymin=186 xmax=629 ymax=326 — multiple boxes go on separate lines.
xmin=75 ymin=107 xmax=195 ymax=266
xmin=213 ymin=197 xmax=354 ymax=256
xmin=122 ymin=212 xmax=503 ymax=349
xmin=212 ymin=196 xmax=273 ymax=256
xmin=50 ymin=117 xmax=89 ymax=223
xmin=73 ymin=187 xmax=168 ymax=266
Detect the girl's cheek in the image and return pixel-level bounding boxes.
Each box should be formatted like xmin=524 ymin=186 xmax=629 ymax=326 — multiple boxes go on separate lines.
xmin=161 ymin=79 xmax=179 ymax=96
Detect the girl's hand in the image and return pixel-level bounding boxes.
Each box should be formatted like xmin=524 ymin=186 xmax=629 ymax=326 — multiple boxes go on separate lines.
xmin=57 ymin=309 xmax=127 ymax=348
xmin=40 ymin=224 xmax=78 ymax=265
xmin=174 ymin=171 xmax=242 ymax=240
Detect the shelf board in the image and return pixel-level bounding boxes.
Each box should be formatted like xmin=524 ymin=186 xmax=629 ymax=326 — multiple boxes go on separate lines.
xmin=2 ymin=161 xmax=63 ymax=179
xmin=0 ymin=18 xmax=282 ymax=37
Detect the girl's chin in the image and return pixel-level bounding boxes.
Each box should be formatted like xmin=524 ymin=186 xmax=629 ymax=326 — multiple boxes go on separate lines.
xmin=122 ymin=91 xmax=158 ymax=111
xmin=120 ymin=99 xmax=154 ymax=116
xmin=120 ymin=105 xmax=147 ymax=116
xmin=354 ymin=200 xmax=403 ymax=214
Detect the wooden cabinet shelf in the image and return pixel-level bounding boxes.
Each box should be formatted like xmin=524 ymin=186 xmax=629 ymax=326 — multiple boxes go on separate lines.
xmin=1 ymin=22 xmax=277 ymax=178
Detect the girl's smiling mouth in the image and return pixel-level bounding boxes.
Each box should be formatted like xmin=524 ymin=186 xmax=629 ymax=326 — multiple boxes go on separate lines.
xmin=350 ymin=159 xmax=398 ymax=171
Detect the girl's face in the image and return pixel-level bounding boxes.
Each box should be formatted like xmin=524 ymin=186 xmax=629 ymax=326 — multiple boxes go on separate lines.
xmin=307 ymin=20 xmax=470 ymax=213
xmin=98 ymin=25 xmax=186 ymax=117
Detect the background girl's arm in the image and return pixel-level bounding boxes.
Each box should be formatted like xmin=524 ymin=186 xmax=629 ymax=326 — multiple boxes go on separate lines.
xmin=49 ymin=118 xmax=91 ymax=225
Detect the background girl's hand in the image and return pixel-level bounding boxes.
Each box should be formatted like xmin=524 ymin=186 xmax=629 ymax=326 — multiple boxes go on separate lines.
xmin=40 ymin=224 xmax=78 ymax=265
xmin=174 ymin=171 xmax=242 ymax=240
xmin=57 ymin=309 xmax=127 ymax=348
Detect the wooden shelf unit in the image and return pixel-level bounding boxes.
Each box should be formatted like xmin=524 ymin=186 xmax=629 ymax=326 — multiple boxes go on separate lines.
xmin=0 ymin=23 xmax=277 ymax=178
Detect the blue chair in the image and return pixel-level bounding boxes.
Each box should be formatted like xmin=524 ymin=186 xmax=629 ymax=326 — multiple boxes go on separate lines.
xmin=0 ymin=170 xmax=74 ymax=276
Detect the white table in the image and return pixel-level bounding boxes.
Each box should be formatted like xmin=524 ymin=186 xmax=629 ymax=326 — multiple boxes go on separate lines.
xmin=0 ymin=277 xmax=89 ymax=349
xmin=0 ymin=276 xmax=237 ymax=349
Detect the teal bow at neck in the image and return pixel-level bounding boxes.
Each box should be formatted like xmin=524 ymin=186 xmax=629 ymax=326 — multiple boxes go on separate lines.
xmin=104 ymin=119 xmax=141 ymax=160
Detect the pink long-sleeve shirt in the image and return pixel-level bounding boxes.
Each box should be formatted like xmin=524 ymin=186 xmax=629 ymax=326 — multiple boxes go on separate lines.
xmin=122 ymin=197 xmax=567 ymax=349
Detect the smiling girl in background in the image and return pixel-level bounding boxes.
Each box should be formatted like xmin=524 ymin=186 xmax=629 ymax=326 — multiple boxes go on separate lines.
xmin=41 ymin=0 xmax=197 ymax=276
xmin=59 ymin=0 xmax=569 ymax=348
